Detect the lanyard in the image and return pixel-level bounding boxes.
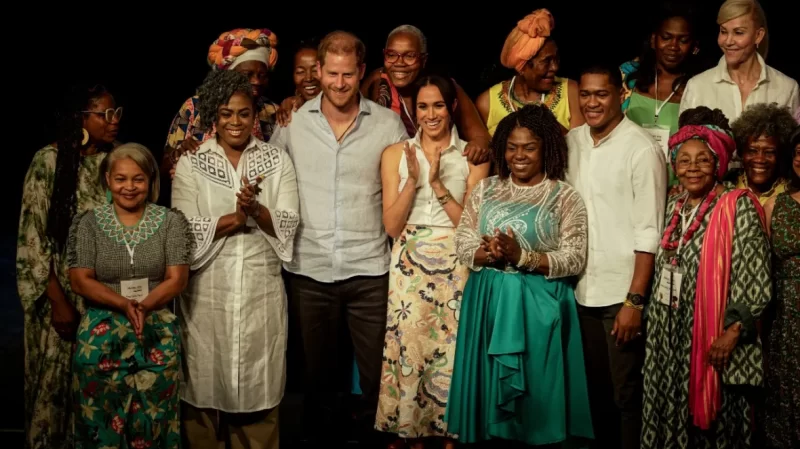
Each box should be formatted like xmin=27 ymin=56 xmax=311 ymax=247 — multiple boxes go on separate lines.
xmin=398 ymin=94 xmax=414 ymax=127
xmin=123 ymin=235 xmax=136 ymax=267
xmin=654 ymin=71 xmax=678 ymax=121
xmin=507 ymin=76 xmax=547 ymax=112
xmin=676 ymin=198 xmax=700 ymax=258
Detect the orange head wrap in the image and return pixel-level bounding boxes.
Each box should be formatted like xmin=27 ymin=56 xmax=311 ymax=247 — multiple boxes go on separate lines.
xmin=500 ymin=9 xmax=554 ymax=73
xmin=207 ymin=28 xmax=279 ymax=71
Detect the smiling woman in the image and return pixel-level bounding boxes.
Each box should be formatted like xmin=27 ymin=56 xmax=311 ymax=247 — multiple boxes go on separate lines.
xmin=375 ymin=75 xmax=489 ymax=448
xmin=16 ymin=83 xmax=121 ymax=449
xmin=162 ymin=28 xmax=281 ymax=187
xmin=68 ymin=142 xmax=192 ymax=449
xmin=446 ymin=105 xmax=592 ymax=447
xmin=729 ymin=102 xmax=797 ymax=203
xmin=171 ymin=68 xmax=299 ymax=449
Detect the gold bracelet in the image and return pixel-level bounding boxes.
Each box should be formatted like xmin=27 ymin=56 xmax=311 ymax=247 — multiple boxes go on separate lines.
xmin=437 ymin=190 xmax=453 ymax=205
xmin=516 ymin=249 xmax=542 ymax=271
xmin=623 ymin=299 xmax=644 ymax=311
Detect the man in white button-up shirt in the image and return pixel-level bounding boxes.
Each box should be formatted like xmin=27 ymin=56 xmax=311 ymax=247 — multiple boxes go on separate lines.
xmin=566 ymin=63 xmax=667 ymax=449
xmin=269 ymin=31 xmax=408 ymax=445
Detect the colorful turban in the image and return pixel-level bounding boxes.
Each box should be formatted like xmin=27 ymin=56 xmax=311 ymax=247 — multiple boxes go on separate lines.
xmin=500 ymin=9 xmax=554 ymax=73
xmin=207 ymin=28 xmax=278 ymax=71
xmin=668 ymin=124 xmax=736 ymax=180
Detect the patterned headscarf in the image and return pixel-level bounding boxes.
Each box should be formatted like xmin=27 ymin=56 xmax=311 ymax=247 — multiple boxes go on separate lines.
xmin=207 ymin=28 xmax=278 ymax=71
xmin=668 ymin=124 xmax=736 ymax=180
xmin=500 ymin=9 xmax=554 ymax=73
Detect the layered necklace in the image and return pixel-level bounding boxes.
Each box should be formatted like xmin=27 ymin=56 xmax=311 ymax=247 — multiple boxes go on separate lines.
xmin=660 ymin=184 xmax=719 ymax=263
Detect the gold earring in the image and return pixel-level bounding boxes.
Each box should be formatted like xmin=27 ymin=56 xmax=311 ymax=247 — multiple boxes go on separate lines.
xmin=81 ymin=128 xmax=89 ymax=146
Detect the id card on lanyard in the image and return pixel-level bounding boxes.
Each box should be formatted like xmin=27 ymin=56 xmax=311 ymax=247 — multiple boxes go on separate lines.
xmin=656 ymin=200 xmax=699 ymax=309
xmin=647 ymin=72 xmax=678 ymax=160
xmin=120 ymin=236 xmax=149 ymax=302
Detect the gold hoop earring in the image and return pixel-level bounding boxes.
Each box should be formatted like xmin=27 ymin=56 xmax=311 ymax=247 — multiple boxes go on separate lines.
xmin=81 ymin=128 xmax=89 ymax=146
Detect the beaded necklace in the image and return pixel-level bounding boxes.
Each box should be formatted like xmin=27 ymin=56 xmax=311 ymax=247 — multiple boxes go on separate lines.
xmin=660 ymin=184 xmax=719 ymax=264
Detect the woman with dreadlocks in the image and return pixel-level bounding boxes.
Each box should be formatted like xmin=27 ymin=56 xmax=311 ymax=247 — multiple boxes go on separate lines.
xmin=445 ymin=104 xmax=593 ymax=446
xmin=17 ymin=83 xmax=121 ymax=449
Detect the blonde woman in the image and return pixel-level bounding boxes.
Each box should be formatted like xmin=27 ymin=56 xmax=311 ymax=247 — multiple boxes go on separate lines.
xmin=69 ymin=143 xmax=193 ymax=449
xmin=680 ymin=0 xmax=798 ymax=125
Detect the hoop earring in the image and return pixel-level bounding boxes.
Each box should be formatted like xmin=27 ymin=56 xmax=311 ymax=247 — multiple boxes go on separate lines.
xmin=81 ymin=128 xmax=89 ymax=146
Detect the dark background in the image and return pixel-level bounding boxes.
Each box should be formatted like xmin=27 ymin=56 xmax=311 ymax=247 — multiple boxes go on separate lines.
xmin=1 ymin=0 xmax=797 ymax=443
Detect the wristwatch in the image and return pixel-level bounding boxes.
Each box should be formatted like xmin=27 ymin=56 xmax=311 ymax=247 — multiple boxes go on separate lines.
xmin=626 ymin=292 xmax=646 ymax=306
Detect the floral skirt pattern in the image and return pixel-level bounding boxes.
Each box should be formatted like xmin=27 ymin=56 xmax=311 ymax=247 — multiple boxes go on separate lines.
xmin=374 ymin=225 xmax=468 ymax=438
xmin=73 ymin=307 xmax=181 ymax=449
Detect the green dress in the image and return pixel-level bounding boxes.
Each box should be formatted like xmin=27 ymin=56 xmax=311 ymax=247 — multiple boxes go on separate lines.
xmin=16 ymin=145 xmax=108 ymax=449
xmin=642 ymin=190 xmax=772 ymax=449
xmin=626 ymin=92 xmax=680 ymax=188
xmin=763 ymin=192 xmax=800 ymax=449
xmin=446 ymin=177 xmax=594 ymax=446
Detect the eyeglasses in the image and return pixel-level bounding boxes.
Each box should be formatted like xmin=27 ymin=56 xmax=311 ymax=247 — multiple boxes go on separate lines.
xmin=83 ymin=107 xmax=123 ymax=122
xmin=383 ymin=50 xmax=426 ymax=65
xmin=676 ymin=158 xmax=714 ymax=169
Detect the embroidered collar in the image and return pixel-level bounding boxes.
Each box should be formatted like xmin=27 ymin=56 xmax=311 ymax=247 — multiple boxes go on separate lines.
xmin=94 ymin=202 xmax=165 ymax=246
xmin=196 ymin=136 xmax=260 ymax=156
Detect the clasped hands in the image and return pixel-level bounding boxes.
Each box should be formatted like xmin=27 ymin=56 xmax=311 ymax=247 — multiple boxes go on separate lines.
xmin=480 ymin=227 xmax=523 ymax=266
xmin=235 ymin=175 xmax=264 ymax=223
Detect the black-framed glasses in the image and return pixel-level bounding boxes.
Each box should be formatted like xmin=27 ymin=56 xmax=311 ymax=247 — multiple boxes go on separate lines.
xmin=383 ymin=50 xmax=426 ymax=65
xmin=83 ymin=107 xmax=123 ymax=122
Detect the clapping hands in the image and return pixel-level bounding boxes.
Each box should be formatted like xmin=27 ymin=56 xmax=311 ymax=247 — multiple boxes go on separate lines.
xmin=236 ymin=175 xmax=264 ymax=217
xmin=480 ymin=227 xmax=522 ymax=266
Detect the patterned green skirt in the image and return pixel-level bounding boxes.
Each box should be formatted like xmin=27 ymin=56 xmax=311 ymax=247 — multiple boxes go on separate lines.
xmin=72 ymin=307 xmax=181 ymax=449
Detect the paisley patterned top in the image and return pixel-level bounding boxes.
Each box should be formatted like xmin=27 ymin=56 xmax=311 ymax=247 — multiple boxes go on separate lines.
xmin=455 ymin=176 xmax=588 ymax=278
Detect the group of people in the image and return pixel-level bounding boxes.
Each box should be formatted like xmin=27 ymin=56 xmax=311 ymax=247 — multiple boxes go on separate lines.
xmin=16 ymin=1 xmax=799 ymax=449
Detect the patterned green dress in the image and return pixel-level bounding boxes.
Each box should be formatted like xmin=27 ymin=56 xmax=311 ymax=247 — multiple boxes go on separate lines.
xmin=16 ymin=145 xmax=108 ymax=449
xmin=763 ymin=192 xmax=800 ymax=449
xmin=641 ymin=190 xmax=772 ymax=449
xmin=67 ymin=203 xmax=193 ymax=449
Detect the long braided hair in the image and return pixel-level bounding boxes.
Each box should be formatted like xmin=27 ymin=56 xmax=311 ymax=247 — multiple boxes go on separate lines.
xmin=491 ymin=104 xmax=568 ymax=180
xmin=47 ymin=84 xmax=110 ymax=254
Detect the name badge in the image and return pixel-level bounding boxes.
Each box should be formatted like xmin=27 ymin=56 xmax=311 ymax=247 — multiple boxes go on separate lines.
xmin=656 ymin=265 xmax=682 ymax=309
xmin=643 ymin=124 xmax=671 ymax=161
xmin=121 ymin=278 xmax=149 ymax=303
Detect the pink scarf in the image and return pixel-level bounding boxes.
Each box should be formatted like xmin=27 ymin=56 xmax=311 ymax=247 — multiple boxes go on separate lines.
xmin=690 ymin=189 xmax=765 ymax=429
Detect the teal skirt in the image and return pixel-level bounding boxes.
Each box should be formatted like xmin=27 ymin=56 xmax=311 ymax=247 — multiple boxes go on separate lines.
xmin=444 ymin=268 xmax=594 ymax=446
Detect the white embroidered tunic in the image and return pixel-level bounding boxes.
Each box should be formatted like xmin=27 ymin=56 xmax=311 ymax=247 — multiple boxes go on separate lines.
xmin=171 ymin=137 xmax=300 ymax=413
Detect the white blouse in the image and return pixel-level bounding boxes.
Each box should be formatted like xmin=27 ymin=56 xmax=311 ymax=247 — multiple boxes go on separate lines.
xmin=171 ymin=137 xmax=299 ymax=413
xmin=680 ymin=54 xmax=799 ymax=123
xmin=398 ymin=126 xmax=469 ymax=227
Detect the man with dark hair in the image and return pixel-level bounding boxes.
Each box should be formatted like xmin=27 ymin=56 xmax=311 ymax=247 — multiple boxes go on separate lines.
xmin=269 ymin=30 xmax=408 ymax=444
xmin=565 ymin=63 xmax=667 ymax=449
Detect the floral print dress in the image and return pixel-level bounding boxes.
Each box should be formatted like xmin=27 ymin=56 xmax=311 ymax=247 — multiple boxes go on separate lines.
xmin=16 ymin=145 xmax=108 ymax=449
